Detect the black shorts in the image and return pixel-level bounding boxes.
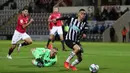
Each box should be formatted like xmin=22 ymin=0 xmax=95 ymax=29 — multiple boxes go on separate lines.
xmin=65 ymin=40 xmax=83 ymax=53
xmin=65 ymin=40 xmax=79 ymax=49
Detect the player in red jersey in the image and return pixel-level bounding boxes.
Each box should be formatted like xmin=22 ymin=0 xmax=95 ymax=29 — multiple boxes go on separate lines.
xmin=46 ymin=7 xmax=66 ymax=51
xmin=7 ymin=7 xmax=34 ymax=59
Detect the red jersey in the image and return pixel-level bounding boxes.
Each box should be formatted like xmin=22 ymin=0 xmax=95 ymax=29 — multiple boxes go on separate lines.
xmin=16 ymin=14 xmax=29 ymax=33
xmin=122 ymin=29 xmax=128 ymax=36
xmin=48 ymin=12 xmax=62 ymax=29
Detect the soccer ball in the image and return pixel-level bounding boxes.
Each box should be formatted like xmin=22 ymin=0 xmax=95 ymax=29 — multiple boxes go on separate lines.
xmin=89 ymin=64 xmax=99 ymax=73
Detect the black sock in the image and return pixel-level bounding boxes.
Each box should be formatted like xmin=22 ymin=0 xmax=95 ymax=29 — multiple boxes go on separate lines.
xmin=61 ymin=40 xmax=65 ymax=50
xmin=52 ymin=39 xmax=55 ymax=43
xmin=8 ymin=47 xmax=15 ymax=55
xmin=47 ymin=39 xmax=51 ymax=47
xmin=21 ymin=42 xmax=29 ymax=46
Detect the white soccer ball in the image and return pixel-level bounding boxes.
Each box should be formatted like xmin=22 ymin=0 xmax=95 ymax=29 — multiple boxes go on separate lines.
xmin=89 ymin=64 xmax=99 ymax=73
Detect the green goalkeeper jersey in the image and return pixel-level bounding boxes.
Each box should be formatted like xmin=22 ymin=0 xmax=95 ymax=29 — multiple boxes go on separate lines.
xmin=32 ymin=48 xmax=57 ymax=67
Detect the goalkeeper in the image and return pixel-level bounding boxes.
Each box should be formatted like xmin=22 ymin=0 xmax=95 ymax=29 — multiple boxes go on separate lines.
xmin=31 ymin=47 xmax=58 ymax=67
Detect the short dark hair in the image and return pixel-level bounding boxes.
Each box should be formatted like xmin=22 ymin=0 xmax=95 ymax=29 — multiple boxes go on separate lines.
xmin=22 ymin=6 xmax=28 ymax=11
xmin=79 ymin=9 xmax=85 ymax=12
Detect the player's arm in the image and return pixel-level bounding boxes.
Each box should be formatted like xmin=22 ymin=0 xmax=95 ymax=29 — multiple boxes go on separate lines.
xmin=81 ymin=22 xmax=89 ymax=38
xmin=56 ymin=16 xmax=71 ymax=21
xmin=83 ymin=23 xmax=89 ymax=34
xmin=48 ymin=14 xmax=53 ymax=30
xmin=48 ymin=14 xmax=53 ymax=22
xmin=53 ymin=16 xmax=71 ymax=26
xmin=19 ymin=18 xmax=34 ymax=28
xmin=43 ymin=56 xmax=57 ymax=67
xmin=23 ymin=18 xmax=34 ymax=28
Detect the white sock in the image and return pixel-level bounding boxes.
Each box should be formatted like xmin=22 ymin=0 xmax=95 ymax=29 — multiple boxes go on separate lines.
xmin=66 ymin=51 xmax=75 ymax=63
xmin=71 ymin=59 xmax=79 ymax=66
xmin=19 ymin=43 xmax=22 ymax=46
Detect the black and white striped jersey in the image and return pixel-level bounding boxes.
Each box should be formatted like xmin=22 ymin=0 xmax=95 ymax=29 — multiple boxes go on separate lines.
xmin=57 ymin=17 xmax=88 ymax=42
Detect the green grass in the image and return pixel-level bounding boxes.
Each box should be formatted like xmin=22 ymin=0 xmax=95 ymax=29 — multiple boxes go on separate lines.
xmin=0 ymin=40 xmax=130 ymax=73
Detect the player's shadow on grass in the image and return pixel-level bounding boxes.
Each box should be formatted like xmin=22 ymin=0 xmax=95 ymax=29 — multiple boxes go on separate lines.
xmin=1 ymin=67 xmax=109 ymax=73
xmin=1 ymin=69 xmax=69 ymax=73
xmin=79 ymin=67 xmax=109 ymax=71
xmin=79 ymin=68 xmax=89 ymax=71
xmin=100 ymin=67 xmax=109 ymax=70
xmin=9 ymin=65 xmax=69 ymax=72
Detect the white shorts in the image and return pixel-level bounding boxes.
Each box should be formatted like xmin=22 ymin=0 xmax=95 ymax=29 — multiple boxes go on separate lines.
xmin=11 ymin=30 xmax=31 ymax=44
xmin=50 ymin=26 xmax=63 ymax=35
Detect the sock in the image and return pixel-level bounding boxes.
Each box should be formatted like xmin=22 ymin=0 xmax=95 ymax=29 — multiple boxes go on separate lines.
xmin=71 ymin=59 xmax=80 ymax=66
xmin=61 ymin=40 xmax=65 ymax=50
xmin=8 ymin=47 xmax=15 ymax=55
xmin=47 ymin=38 xmax=51 ymax=47
xmin=66 ymin=51 xmax=75 ymax=63
xmin=21 ymin=42 xmax=29 ymax=46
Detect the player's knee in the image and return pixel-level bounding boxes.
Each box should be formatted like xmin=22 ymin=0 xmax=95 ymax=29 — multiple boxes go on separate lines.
xmin=73 ymin=46 xmax=80 ymax=53
xmin=28 ymin=40 xmax=33 ymax=44
xmin=29 ymin=41 xmax=33 ymax=44
xmin=49 ymin=35 xmax=54 ymax=40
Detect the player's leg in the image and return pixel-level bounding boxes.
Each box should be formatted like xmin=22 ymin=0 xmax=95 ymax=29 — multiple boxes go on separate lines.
xmin=65 ymin=44 xmax=80 ymax=61
xmin=31 ymin=48 xmax=41 ymax=59
xmin=46 ymin=26 xmax=56 ymax=47
xmin=124 ymin=35 xmax=126 ymax=42
xmin=122 ymin=35 xmax=124 ymax=42
xmin=31 ymin=48 xmax=44 ymax=67
xmin=17 ymin=33 xmax=32 ymax=52
xmin=7 ymin=44 xmax=17 ymax=59
xmin=58 ymin=26 xmax=66 ymax=51
xmin=64 ymin=40 xmax=80 ymax=69
xmin=70 ymin=52 xmax=82 ymax=71
xmin=32 ymin=59 xmax=43 ymax=67
xmin=7 ymin=30 xmax=22 ymax=59
xmin=59 ymin=34 xmax=66 ymax=51
xmin=47 ymin=34 xmax=54 ymax=47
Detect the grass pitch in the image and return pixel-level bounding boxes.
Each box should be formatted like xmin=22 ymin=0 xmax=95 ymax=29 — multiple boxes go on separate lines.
xmin=0 ymin=40 xmax=130 ymax=73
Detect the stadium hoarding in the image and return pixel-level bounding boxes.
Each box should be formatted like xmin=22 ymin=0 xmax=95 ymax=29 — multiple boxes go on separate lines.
xmin=58 ymin=6 xmax=94 ymax=14
xmin=87 ymin=21 xmax=115 ymax=29
xmin=101 ymin=5 xmax=130 ymax=12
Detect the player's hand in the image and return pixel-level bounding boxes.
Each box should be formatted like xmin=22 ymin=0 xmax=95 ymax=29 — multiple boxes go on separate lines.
xmin=82 ymin=34 xmax=86 ymax=38
xmin=30 ymin=18 xmax=34 ymax=22
xmin=52 ymin=19 xmax=56 ymax=23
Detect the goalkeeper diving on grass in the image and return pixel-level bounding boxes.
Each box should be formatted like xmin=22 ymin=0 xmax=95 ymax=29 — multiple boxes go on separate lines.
xmin=31 ymin=47 xmax=58 ymax=67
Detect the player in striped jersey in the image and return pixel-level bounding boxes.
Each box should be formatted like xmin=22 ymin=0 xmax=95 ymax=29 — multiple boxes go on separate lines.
xmin=54 ymin=9 xmax=88 ymax=70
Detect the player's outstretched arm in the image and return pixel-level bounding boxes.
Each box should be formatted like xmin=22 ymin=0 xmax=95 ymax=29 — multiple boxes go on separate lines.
xmin=56 ymin=16 xmax=70 ymax=20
